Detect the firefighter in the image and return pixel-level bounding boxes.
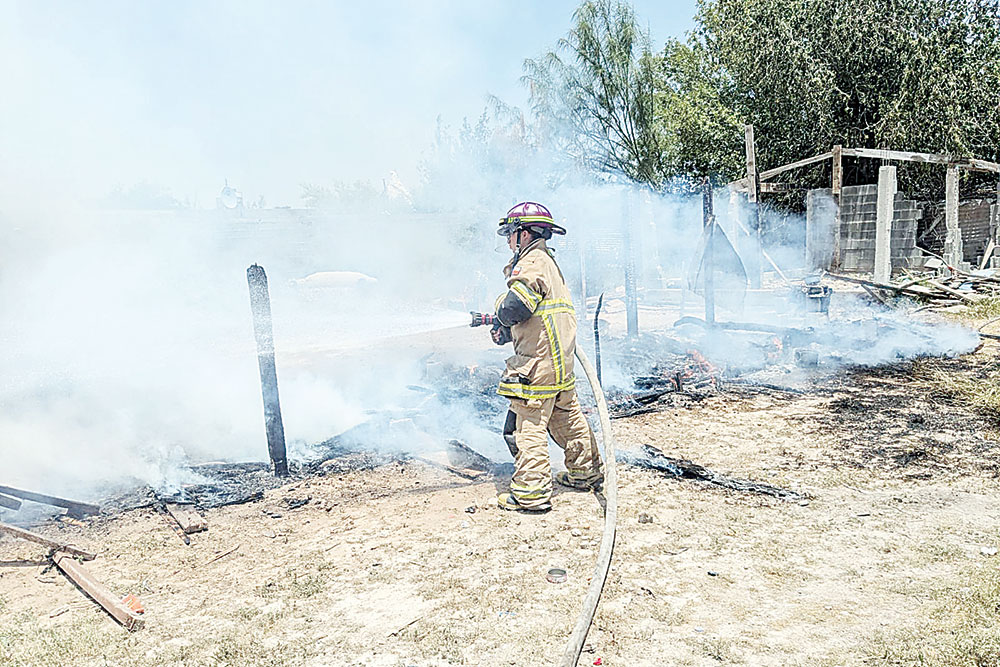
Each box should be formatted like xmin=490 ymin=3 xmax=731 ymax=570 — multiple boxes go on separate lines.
xmin=489 ymin=202 xmax=604 ymax=513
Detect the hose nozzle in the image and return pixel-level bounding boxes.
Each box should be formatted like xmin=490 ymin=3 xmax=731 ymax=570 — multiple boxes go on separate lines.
xmin=470 ymin=311 xmax=497 ymax=327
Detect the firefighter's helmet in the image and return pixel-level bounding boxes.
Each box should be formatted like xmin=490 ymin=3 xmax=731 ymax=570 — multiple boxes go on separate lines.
xmin=497 ymin=201 xmax=567 ymax=238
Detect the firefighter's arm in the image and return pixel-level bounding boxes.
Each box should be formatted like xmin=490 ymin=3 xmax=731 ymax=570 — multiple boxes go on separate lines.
xmin=495 ymin=255 xmax=548 ymax=327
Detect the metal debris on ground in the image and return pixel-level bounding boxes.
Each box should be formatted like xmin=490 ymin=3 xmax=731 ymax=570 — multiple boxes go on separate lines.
xmin=546 ymin=568 xmax=568 ymax=584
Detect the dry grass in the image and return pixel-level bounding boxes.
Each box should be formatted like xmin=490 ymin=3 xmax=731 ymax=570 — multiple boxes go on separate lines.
xmin=913 ymin=356 xmax=1000 ymax=424
xmin=964 ymin=297 xmax=1000 ymax=322
xmin=864 ymin=558 xmax=1000 ymax=666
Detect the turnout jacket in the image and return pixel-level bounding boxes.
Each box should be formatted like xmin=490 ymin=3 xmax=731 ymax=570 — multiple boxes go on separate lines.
xmin=494 ymin=238 xmax=577 ymax=399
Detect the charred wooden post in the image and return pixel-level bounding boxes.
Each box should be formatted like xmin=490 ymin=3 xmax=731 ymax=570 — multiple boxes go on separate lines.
xmin=744 ymin=124 xmax=762 ymax=288
xmin=621 ymin=190 xmax=639 ymax=339
xmin=594 ymin=293 xmax=604 ymax=386
xmin=247 ymin=264 xmax=289 ymax=477
xmin=703 ymin=178 xmax=716 ymax=326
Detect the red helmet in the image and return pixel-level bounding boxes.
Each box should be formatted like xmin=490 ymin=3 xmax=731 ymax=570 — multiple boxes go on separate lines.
xmin=497 ymin=201 xmax=567 ymax=237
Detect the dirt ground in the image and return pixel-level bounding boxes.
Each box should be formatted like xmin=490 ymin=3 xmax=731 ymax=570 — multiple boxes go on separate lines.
xmin=3 ymin=342 xmax=1000 ymax=665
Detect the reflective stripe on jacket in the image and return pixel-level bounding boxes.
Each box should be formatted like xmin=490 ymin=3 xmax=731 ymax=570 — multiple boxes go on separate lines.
xmin=495 ymin=239 xmax=578 ymax=400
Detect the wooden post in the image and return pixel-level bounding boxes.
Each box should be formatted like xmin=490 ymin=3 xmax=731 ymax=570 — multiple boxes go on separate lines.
xmin=703 ymin=178 xmax=716 ymax=326
xmin=831 ymin=145 xmax=843 ymax=197
xmin=993 ymin=178 xmax=1000 ymax=268
xmin=874 ymin=166 xmax=897 ymax=283
xmin=247 ymin=264 xmax=289 ymax=477
xmin=621 ymin=190 xmax=639 ymax=339
xmin=944 ymin=164 xmax=963 ymax=268
xmin=744 ymin=124 xmax=762 ymax=288
xmin=831 ymin=144 xmax=843 ymax=269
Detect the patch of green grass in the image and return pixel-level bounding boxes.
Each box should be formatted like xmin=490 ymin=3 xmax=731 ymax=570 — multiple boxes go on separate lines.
xmin=863 ymin=559 xmax=1000 ymax=666
xmin=913 ymin=358 xmax=1000 ymax=424
xmin=965 ymin=297 xmax=1000 ymax=322
xmin=289 ymin=572 xmax=325 ymax=598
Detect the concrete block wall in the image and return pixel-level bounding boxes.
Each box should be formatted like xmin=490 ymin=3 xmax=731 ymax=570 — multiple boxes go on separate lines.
xmin=921 ymin=199 xmax=996 ymax=266
xmin=837 ymin=184 xmax=922 ymax=274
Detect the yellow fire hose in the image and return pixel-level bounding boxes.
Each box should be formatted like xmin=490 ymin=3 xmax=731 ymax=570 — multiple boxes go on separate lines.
xmin=557 ymin=346 xmax=617 ymax=666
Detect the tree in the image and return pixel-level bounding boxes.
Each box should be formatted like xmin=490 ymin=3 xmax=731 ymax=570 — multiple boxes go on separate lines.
xmin=676 ymin=0 xmax=1000 ymax=199
xmin=522 ymin=0 xmax=668 ymax=187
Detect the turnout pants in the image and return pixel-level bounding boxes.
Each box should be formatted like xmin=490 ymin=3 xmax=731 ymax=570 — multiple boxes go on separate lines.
xmin=503 ymin=389 xmax=603 ymax=508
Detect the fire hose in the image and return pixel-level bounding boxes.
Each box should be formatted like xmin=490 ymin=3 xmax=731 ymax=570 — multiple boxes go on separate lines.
xmin=558 ymin=345 xmax=617 ymax=667
xmin=471 ymin=310 xmax=618 ymax=664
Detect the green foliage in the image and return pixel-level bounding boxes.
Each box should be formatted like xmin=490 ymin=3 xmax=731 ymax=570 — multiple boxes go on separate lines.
xmin=522 ymin=0 xmax=668 ymax=186
xmin=686 ymin=0 xmax=1000 ymax=198
xmin=528 ymin=0 xmax=1000 ymax=199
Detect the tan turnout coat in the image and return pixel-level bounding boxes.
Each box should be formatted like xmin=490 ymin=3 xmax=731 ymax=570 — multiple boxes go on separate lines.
xmin=496 ymin=238 xmax=577 ymax=399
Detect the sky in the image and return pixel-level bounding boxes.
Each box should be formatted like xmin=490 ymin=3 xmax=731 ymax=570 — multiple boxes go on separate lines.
xmin=0 ymin=1 xmax=698 ymax=208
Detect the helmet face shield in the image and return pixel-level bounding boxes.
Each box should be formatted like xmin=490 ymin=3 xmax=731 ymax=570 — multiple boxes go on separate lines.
xmin=497 ymin=218 xmax=520 ymax=237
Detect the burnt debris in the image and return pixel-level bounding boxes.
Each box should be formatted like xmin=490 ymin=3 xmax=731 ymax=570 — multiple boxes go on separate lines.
xmin=619 ymin=445 xmax=803 ymax=501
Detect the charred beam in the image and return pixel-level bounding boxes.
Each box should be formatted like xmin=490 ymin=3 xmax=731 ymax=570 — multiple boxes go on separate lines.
xmin=0 ymin=485 xmax=99 ymax=517
xmin=620 ymin=446 xmax=803 ymax=501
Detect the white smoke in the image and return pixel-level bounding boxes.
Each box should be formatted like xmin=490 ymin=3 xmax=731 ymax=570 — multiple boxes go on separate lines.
xmin=0 ymin=2 xmax=978 ymax=504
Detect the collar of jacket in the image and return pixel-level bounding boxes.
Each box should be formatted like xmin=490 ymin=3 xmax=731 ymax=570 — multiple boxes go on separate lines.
xmin=504 ymin=238 xmax=549 ymax=278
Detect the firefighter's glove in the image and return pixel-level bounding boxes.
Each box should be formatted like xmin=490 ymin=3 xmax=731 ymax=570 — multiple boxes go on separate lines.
xmin=490 ymin=322 xmax=512 ymax=345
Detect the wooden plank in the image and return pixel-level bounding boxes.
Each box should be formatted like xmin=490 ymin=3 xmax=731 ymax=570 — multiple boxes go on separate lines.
xmin=826 ymin=272 xmax=939 ymax=298
xmin=841 ymin=147 xmax=1000 ymax=173
xmin=52 ymin=552 xmax=144 ymax=631
xmin=0 ymin=493 xmax=22 ymax=511
xmin=0 ymin=521 xmax=96 ymax=560
xmin=744 ymin=124 xmax=758 ymax=204
xmin=0 ymin=485 xmax=100 ymax=517
xmin=832 ymin=145 xmax=843 ymax=195
xmin=728 ymin=150 xmax=834 ymax=189
xmin=966 ymin=158 xmax=1000 ymax=173
xmin=979 ymin=239 xmax=995 ymax=271
xmin=759 ymin=151 xmax=833 ymax=180
xmin=165 ymin=503 xmax=207 ymax=534
xmin=758 ymin=182 xmax=805 ymax=193
xmin=927 ymin=279 xmax=980 ymax=303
